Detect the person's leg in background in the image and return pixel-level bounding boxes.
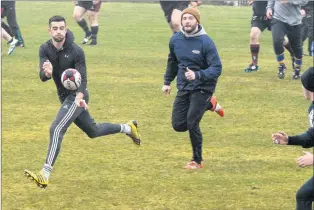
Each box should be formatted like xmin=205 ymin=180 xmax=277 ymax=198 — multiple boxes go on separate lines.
xmin=271 ymin=19 xmax=288 ymax=79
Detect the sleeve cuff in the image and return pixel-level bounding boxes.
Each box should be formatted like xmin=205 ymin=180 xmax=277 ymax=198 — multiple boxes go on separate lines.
xmin=195 ymin=71 xmax=201 ymax=80
xmin=287 ymin=136 xmax=300 ymax=146
xmin=164 ymin=81 xmax=171 ymax=86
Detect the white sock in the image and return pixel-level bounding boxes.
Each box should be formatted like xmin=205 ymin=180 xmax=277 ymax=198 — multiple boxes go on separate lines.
xmin=120 ymin=124 xmax=131 ymax=134
xmin=215 ymin=103 xmax=221 ymax=111
xmin=42 ymin=164 xmax=53 ymax=180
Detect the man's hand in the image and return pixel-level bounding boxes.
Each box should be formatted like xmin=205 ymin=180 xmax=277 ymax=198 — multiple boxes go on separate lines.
xmin=190 ymin=0 xmax=201 ymax=7
xmin=272 ymin=131 xmax=289 ymax=145
xmin=266 ymin=9 xmax=273 ymax=19
xmin=162 ymin=85 xmax=171 ymax=96
xmin=42 ymin=60 xmax=53 ymax=78
xmin=92 ymin=0 xmax=100 ymax=5
xmin=248 ymin=0 xmax=254 ymax=6
xmin=185 ymin=67 xmax=196 ymax=81
xmin=301 ymin=9 xmax=306 ymax=17
xmin=75 ymin=92 xmax=88 ymax=110
xmin=297 ymin=152 xmax=314 ymax=167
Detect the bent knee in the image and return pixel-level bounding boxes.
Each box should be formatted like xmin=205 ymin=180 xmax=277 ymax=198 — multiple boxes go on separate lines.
xmin=171 ymin=22 xmax=181 ymax=33
xmin=172 ymin=122 xmax=187 ymax=132
xmin=296 ymin=188 xmax=313 ymax=201
xmin=250 ymin=32 xmax=259 ymax=43
xmin=72 ymin=13 xmax=82 ymax=21
xmin=86 ymin=131 xmax=97 ymax=139
xmin=187 ymin=122 xmax=197 ymax=130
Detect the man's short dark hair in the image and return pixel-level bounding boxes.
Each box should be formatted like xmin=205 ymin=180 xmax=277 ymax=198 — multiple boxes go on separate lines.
xmin=49 ymin=15 xmax=66 ymax=27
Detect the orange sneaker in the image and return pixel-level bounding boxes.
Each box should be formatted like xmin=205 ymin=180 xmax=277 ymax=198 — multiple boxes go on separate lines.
xmin=209 ymin=96 xmax=224 ymax=117
xmin=184 ymin=161 xmax=204 ymax=169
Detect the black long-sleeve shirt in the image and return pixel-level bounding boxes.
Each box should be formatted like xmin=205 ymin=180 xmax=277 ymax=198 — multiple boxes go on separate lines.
xmin=288 ymin=102 xmax=314 ymax=148
xmin=39 ymin=30 xmax=87 ymax=101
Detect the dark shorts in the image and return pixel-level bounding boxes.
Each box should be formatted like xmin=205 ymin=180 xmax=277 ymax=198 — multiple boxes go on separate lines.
xmin=160 ymin=1 xmax=189 ymax=23
xmin=76 ymin=1 xmax=102 ymax=12
xmin=251 ymin=15 xmax=271 ymax=31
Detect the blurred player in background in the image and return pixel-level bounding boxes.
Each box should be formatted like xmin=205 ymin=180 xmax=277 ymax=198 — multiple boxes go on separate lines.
xmin=266 ymin=0 xmax=308 ymax=80
xmin=1 ymin=1 xmax=25 ymax=47
xmin=244 ymin=0 xmax=294 ymax=73
xmin=301 ymin=1 xmax=314 ymax=56
xmin=160 ymin=0 xmax=201 ymax=33
xmin=72 ymin=0 xmax=102 ymax=45
xmin=1 ymin=27 xmax=18 ymax=55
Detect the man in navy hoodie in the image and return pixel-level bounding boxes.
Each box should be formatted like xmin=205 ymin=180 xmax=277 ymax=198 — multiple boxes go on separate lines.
xmin=162 ymin=7 xmax=222 ymax=169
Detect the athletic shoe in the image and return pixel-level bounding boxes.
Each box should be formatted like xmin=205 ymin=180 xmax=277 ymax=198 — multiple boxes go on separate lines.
xmin=209 ymin=96 xmax=224 ymax=117
xmin=278 ymin=63 xmax=286 ymax=79
xmin=244 ymin=63 xmax=259 ymax=73
xmin=292 ymin=68 xmax=301 ymax=80
xmin=89 ymin=40 xmax=97 ymax=45
xmin=126 ymin=120 xmax=141 ymax=146
xmin=184 ymin=161 xmax=204 ymax=169
xmin=82 ymin=32 xmax=92 ymax=44
xmin=8 ymin=39 xmax=18 ymax=55
xmin=24 ymin=169 xmax=48 ymax=189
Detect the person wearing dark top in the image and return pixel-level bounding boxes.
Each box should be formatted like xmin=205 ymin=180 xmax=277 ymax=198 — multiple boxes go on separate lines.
xmin=24 ymin=16 xmax=141 ymax=189
xmin=272 ymin=67 xmax=314 ymax=210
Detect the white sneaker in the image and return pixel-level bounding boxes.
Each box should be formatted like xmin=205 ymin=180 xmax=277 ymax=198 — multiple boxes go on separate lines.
xmin=8 ymin=39 xmax=18 ymax=55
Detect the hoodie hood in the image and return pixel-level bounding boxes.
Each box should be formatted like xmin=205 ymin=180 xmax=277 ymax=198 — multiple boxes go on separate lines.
xmin=48 ymin=29 xmax=75 ymax=50
xmin=181 ymin=24 xmax=207 ymax=38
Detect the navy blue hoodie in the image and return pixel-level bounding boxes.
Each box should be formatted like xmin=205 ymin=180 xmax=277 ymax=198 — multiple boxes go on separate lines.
xmin=164 ymin=25 xmax=222 ymax=93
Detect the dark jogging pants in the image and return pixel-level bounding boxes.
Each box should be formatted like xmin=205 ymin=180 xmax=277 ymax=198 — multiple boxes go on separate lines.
xmin=296 ymin=176 xmax=314 ymax=210
xmin=271 ymin=18 xmax=303 ymax=59
xmin=301 ymin=14 xmax=314 ymax=55
xmin=1 ymin=1 xmax=24 ymax=43
xmin=45 ymin=90 xmax=121 ymax=167
xmin=171 ymin=90 xmax=212 ymax=164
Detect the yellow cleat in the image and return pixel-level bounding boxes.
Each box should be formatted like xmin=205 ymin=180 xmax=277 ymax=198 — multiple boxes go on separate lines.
xmin=24 ymin=169 xmax=48 ymax=189
xmin=126 ymin=120 xmax=141 ymax=146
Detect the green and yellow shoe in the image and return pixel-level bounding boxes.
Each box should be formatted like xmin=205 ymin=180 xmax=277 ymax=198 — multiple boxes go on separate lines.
xmin=24 ymin=169 xmax=48 ymax=189
xmin=126 ymin=120 xmax=141 ymax=146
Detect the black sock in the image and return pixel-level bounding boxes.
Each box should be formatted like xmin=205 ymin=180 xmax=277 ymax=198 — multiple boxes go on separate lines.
xmin=77 ymin=19 xmax=90 ymax=35
xmin=14 ymin=28 xmax=24 ymax=43
xmin=91 ymin=26 xmax=99 ymax=41
xmin=284 ymin=42 xmax=294 ymax=57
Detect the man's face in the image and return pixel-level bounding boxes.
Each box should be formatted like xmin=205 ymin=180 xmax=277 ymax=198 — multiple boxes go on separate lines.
xmin=182 ymin=13 xmax=198 ymax=33
xmin=302 ymin=85 xmax=314 ymax=101
xmin=49 ymin=21 xmax=67 ymax=42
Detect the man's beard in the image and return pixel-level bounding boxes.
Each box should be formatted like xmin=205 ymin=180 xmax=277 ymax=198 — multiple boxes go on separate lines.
xmin=183 ymin=24 xmax=198 ymax=34
xmin=53 ymin=36 xmax=65 ymax=43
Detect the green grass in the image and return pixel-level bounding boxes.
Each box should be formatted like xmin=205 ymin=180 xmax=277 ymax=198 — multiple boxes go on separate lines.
xmin=2 ymin=2 xmax=313 ymax=210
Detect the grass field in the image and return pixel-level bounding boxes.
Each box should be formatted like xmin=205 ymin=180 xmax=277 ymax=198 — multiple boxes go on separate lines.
xmin=2 ymin=2 xmax=313 ymax=210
